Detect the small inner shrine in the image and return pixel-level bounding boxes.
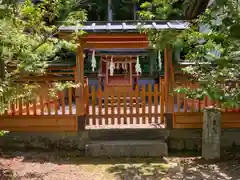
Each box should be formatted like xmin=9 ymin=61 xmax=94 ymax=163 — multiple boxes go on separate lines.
xmin=86 ymin=48 xmax=163 ymax=94
xmin=99 ymin=55 xmax=139 ymax=86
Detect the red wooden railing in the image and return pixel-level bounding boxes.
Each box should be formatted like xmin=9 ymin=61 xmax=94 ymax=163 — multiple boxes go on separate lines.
xmin=173 ymin=81 xmax=240 ymax=113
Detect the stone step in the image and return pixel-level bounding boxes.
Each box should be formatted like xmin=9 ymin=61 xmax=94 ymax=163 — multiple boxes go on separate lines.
xmin=87 ymin=129 xmax=168 ymax=141
xmin=85 ymin=140 xmax=168 ymax=157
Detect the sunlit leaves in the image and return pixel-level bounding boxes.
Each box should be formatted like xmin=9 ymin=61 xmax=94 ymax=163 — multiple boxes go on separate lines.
xmin=140 ymin=0 xmax=240 ymax=107
xmin=139 ymin=0 xmax=183 ymax=20
xmin=0 ymin=0 xmax=86 ymax=113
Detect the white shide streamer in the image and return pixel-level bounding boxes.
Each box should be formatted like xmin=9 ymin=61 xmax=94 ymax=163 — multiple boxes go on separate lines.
xmin=135 ymin=56 xmax=142 ymax=75
xmin=91 ymin=50 xmax=96 ymax=71
xmin=109 ymin=56 xmax=115 ymax=76
xmin=123 ymin=63 xmax=126 ymax=70
xmin=158 ymin=50 xmax=162 ymax=71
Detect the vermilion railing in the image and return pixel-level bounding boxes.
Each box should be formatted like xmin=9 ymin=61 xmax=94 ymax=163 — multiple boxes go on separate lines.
xmin=85 ymin=79 xmax=165 ymax=127
xmin=5 ymin=66 xmax=78 ymax=116
xmin=173 ymin=81 xmax=240 ymax=113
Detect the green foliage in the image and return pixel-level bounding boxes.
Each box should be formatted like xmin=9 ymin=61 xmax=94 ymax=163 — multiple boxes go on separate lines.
xmin=138 ymin=0 xmax=185 ymax=50
xmin=140 ymin=0 xmax=240 ymax=108
xmin=230 ymin=24 xmax=240 ymax=38
xmin=48 ymin=81 xmax=80 ymax=98
xmin=139 ymin=0 xmax=184 ymax=20
xmin=0 ymin=0 xmax=86 ymax=114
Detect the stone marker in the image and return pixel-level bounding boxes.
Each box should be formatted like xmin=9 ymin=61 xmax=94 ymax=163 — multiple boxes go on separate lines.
xmin=202 ymin=107 xmax=221 ymax=160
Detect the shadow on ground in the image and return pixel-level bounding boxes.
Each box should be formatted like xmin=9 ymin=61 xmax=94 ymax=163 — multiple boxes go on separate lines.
xmin=0 ymin=150 xmax=167 ymax=165
xmin=0 ymin=150 xmax=240 ymax=179
xmin=107 ymin=157 xmax=240 ymax=180
xmin=107 ymin=163 xmax=170 ymax=180
xmin=0 ymin=163 xmax=14 ymax=180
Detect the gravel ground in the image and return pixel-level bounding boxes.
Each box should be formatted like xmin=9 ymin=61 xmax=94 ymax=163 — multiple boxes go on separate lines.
xmin=0 ymin=151 xmax=240 ymax=180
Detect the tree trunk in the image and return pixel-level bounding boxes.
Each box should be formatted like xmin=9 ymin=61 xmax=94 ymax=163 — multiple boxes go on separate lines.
xmin=202 ymin=107 xmax=221 ymax=160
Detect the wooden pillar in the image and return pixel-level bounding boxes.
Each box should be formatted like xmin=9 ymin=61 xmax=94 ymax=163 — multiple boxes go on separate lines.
xmin=164 ymin=47 xmax=169 ymax=112
xmin=164 ymin=45 xmax=174 ymax=113
xmin=75 ymin=43 xmax=85 ymax=129
xmin=106 ymin=62 xmax=109 ymax=85
xmin=168 ymin=46 xmax=174 ymax=92
xmin=168 ymin=46 xmax=174 ymax=113
xmin=129 ymin=62 xmax=132 ymax=85
xmin=98 ymin=57 xmax=102 ymax=89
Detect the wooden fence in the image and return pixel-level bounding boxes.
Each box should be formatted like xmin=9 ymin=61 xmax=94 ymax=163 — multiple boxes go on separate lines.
xmin=6 ymin=66 xmax=77 ymax=116
xmin=173 ymin=81 xmax=240 ymax=128
xmin=1 ymin=68 xmax=240 ymax=131
xmin=6 ymin=87 xmax=76 ymax=116
xmin=0 ymin=66 xmax=79 ymax=131
xmin=86 ymin=81 xmax=165 ymax=128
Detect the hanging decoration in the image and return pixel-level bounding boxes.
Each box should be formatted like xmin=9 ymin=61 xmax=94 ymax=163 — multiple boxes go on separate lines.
xmin=124 ymin=63 xmax=128 ymax=70
xmin=109 ymin=56 xmax=115 ymax=76
xmin=135 ymin=56 xmax=142 ymax=75
xmin=91 ymin=50 xmax=96 ymax=72
xmin=125 ymin=63 xmax=128 ymax=70
xmin=122 ymin=62 xmax=125 ymax=70
xmin=158 ymin=50 xmax=162 ymax=71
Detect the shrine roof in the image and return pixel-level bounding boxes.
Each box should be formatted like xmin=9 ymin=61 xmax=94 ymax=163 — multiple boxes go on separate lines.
xmin=59 ymin=20 xmax=189 ymax=33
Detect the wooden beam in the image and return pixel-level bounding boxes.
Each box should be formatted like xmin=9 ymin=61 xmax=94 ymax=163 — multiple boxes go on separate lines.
xmin=97 ymin=54 xmax=144 ymax=57
xmin=58 ymin=31 xmax=149 ymax=43
xmin=102 ymin=56 xmax=137 ymax=58
xmin=20 ymin=76 xmax=74 ymax=82
xmin=81 ymin=33 xmax=147 ymax=39
xmin=102 ymin=59 xmax=136 ymax=63
xmin=83 ymin=38 xmax=148 ymax=42
xmin=85 ymin=41 xmax=149 ymax=49
xmin=58 ymin=32 xmax=148 ymax=41
xmin=48 ymin=67 xmax=75 ymax=70
xmin=0 ymin=115 xmax=77 ymax=132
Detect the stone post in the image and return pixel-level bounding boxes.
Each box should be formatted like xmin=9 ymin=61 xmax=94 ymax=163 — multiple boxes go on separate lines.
xmin=202 ymin=107 xmax=221 ymax=160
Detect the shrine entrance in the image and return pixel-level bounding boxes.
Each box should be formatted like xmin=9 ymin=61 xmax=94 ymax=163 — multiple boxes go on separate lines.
xmin=76 ymin=35 xmax=174 ymax=129
xmin=85 ymin=79 xmax=165 ymax=129
xmin=58 ymin=21 xmax=186 ymax=129
xmin=84 ymin=54 xmax=166 ymax=128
